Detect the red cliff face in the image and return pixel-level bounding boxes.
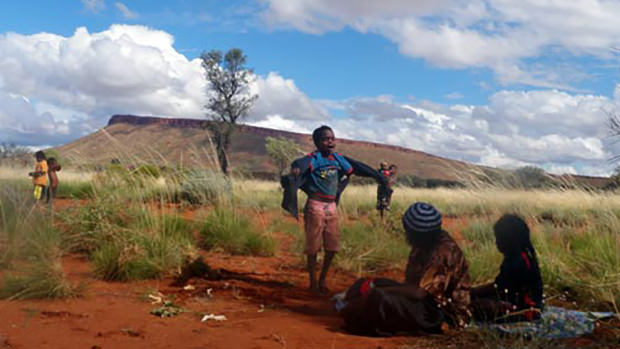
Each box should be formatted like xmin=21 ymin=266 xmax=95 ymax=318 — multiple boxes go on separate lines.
xmin=108 ymin=115 xmax=208 ymax=128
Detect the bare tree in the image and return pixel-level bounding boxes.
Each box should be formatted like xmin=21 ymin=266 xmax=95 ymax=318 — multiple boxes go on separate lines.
xmin=201 ymin=48 xmax=258 ymax=175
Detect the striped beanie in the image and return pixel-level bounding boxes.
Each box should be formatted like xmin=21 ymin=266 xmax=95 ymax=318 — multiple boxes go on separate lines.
xmin=402 ymin=202 xmax=442 ymax=233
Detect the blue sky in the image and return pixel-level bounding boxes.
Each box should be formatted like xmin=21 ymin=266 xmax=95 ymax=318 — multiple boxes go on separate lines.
xmin=2 ymin=0 xmax=620 ymax=176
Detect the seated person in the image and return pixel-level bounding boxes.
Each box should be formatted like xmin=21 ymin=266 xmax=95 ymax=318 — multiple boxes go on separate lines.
xmin=470 ymin=214 xmax=543 ymax=322
xmin=339 ymin=202 xmax=471 ymax=336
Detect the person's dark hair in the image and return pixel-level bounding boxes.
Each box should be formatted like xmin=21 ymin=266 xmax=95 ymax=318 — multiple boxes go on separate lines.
xmin=312 ymin=125 xmax=333 ymax=148
xmin=389 ymin=164 xmax=398 ymax=170
xmin=494 ymin=214 xmax=538 ymax=263
xmin=35 ymin=151 xmax=46 ymax=161
xmin=47 ymin=157 xmax=61 ymax=171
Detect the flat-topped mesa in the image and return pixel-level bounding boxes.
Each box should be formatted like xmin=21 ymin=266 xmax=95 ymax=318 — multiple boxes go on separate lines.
xmin=108 ymin=114 xmax=207 ymax=128
xmin=106 ymin=114 xmax=435 ymax=158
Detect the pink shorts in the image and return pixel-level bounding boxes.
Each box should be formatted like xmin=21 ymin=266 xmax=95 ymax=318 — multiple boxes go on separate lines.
xmin=303 ymin=198 xmax=340 ymax=254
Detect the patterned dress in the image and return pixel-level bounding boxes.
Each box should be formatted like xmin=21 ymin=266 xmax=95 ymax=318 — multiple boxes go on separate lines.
xmin=405 ymin=230 xmax=472 ymax=327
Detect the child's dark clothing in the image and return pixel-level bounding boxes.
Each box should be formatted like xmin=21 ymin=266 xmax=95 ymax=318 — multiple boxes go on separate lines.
xmin=281 ymin=154 xmax=386 ymax=219
xmin=494 ymin=250 xmax=543 ymax=311
xmin=472 ymin=250 xmax=543 ymax=322
xmin=376 ymin=168 xmax=394 ymax=211
xmin=340 ymin=277 xmax=445 ymax=336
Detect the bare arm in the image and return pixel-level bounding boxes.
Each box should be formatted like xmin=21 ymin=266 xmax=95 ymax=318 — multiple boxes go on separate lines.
xmin=471 ymin=282 xmax=496 ymax=298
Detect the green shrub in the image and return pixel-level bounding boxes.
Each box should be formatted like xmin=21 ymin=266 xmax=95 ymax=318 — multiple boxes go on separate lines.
xmin=199 ymin=208 xmax=276 ymax=256
xmin=180 ymin=170 xmax=231 ymax=205
xmin=337 ymin=219 xmax=409 ymax=274
xmin=91 ymin=213 xmax=196 ymax=281
xmin=132 ymin=164 xmax=161 ymax=178
xmin=0 ymin=184 xmax=79 ymax=299
xmin=0 ymin=260 xmax=79 ymax=300
xmin=56 ymin=181 xmax=95 ymax=199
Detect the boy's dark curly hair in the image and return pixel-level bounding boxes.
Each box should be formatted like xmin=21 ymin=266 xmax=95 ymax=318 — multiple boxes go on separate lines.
xmin=312 ymin=125 xmax=333 ymax=148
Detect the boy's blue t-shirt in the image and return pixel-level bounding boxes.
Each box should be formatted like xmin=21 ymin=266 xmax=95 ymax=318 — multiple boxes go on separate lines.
xmin=304 ymin=151 xmax=353 ymax=200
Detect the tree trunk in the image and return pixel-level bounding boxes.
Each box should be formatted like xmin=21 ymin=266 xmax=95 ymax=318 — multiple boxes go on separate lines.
xmin=217 ymin=145 xmax=229 ymax=175
xmin=210 ymin=121 xmax=234 ymax=176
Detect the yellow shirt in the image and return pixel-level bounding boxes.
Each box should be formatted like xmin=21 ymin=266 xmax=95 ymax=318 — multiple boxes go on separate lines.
xmin=33 ymin=160 xmax=48 ymax=186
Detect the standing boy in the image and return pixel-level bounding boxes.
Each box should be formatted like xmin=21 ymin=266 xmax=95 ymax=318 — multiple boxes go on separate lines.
xmin=29 ymin=151 xmax=48 ymax=201
xmin=281 ymin=125 xmax=386 ymax=294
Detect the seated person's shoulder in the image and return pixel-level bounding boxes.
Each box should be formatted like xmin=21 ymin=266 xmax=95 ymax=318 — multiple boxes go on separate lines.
xmin=501 ymin=253 xmax=532 ymax=275
xmin=437 ymin=232 xmax=468 ymax=264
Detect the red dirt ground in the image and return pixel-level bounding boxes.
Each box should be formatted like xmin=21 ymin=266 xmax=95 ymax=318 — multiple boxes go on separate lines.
xmin=0 ymin=200 xmax=617 ymax=348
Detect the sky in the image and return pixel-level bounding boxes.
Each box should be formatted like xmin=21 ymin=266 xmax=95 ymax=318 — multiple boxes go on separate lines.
xmin=2 ymin=1 xmax=620 ymax=176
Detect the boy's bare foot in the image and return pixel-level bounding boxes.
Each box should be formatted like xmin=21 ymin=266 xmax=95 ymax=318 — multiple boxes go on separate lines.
xmin=309 ymin=282 xmax=319 ymax=294
xmin=318 ymin=282 xmax=330 ymax=295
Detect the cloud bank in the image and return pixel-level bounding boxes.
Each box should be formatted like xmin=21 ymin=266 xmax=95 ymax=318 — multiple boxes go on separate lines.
xmin=261 ymin=0 xmax=620 ymax=89
xmin=0 ymin=24 xmax=616 ymax=175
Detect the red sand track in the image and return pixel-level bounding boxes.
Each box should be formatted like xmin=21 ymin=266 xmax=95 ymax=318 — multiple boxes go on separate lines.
xmin=0 ymin=200 xmax=616 ymax=348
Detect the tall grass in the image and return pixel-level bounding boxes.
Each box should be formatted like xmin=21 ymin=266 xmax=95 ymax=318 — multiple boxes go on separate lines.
xmin=199 ymin=207 xmax=277 ymax=256
xmin=337 ymin=214 xmax=409 ymax=274
xmin=0 ymin=185 xmax=78 ymax=299
xmin=3 ymin=156 xmax=619 ymax=312
xmin=60 ymin=174 xmax=199 ymax=281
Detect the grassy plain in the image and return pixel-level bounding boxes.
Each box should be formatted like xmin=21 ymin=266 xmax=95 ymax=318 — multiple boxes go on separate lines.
xmin=1 ymin=165 xmax=619 ymax=315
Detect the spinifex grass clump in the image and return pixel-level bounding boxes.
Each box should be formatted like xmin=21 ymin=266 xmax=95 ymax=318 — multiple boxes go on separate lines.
xmin=199 ymin=207 xmax=276 ymax=256
xmin=233 ymin=180 xmax=281 ymax=211
xmin=91 ymin=216 xmax=196 ymax=281
xmin=179 ymin=169 xmax=231 ymax=205
xmin=56 ymin=180 xmax=95 ymax=199
xmin=336 ymin=214 xmax=409 ymax=274
xmin=64 ymin=195 xmax=198 ymax=281
xmin=57 ymin=165 xmax=199 ymax=281
xmin=0 ymin=185 xmax=79 ymax=299
xmin=460 ymin=219 xmax=503 ymax=284
xmin=0 ymin=260 xmax=77 ymax=300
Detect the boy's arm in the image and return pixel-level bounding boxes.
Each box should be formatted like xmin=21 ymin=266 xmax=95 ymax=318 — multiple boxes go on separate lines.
xmin=30 ymin=164 xmax=46 ymax=177
xmin=290 ymin=156 xmax=311 ymax=177
xmin=342 ymin=156 xmax=388 ymax=186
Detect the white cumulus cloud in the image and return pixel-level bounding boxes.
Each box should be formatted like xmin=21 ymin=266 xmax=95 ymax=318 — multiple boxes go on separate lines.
xmin=0 ymin=25 xmax=325 ymax=145
xmin=0 ymin=24 xmax=617 ymax=176
xmin=260 ymin=0 xmax=620 ymax=88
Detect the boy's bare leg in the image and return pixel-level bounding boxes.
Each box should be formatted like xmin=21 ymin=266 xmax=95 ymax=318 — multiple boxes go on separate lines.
xmin=307 ymin=254 xmax=319 ymax=292
xmin=318 ymin=251 xmax=336 ymax=294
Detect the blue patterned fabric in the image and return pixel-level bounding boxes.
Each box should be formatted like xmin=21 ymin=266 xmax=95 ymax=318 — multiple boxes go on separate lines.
xmin=479 ymin=306 xmax=615 ymax=339
xmin=306 ymin=151 xmax=352 ymax=199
